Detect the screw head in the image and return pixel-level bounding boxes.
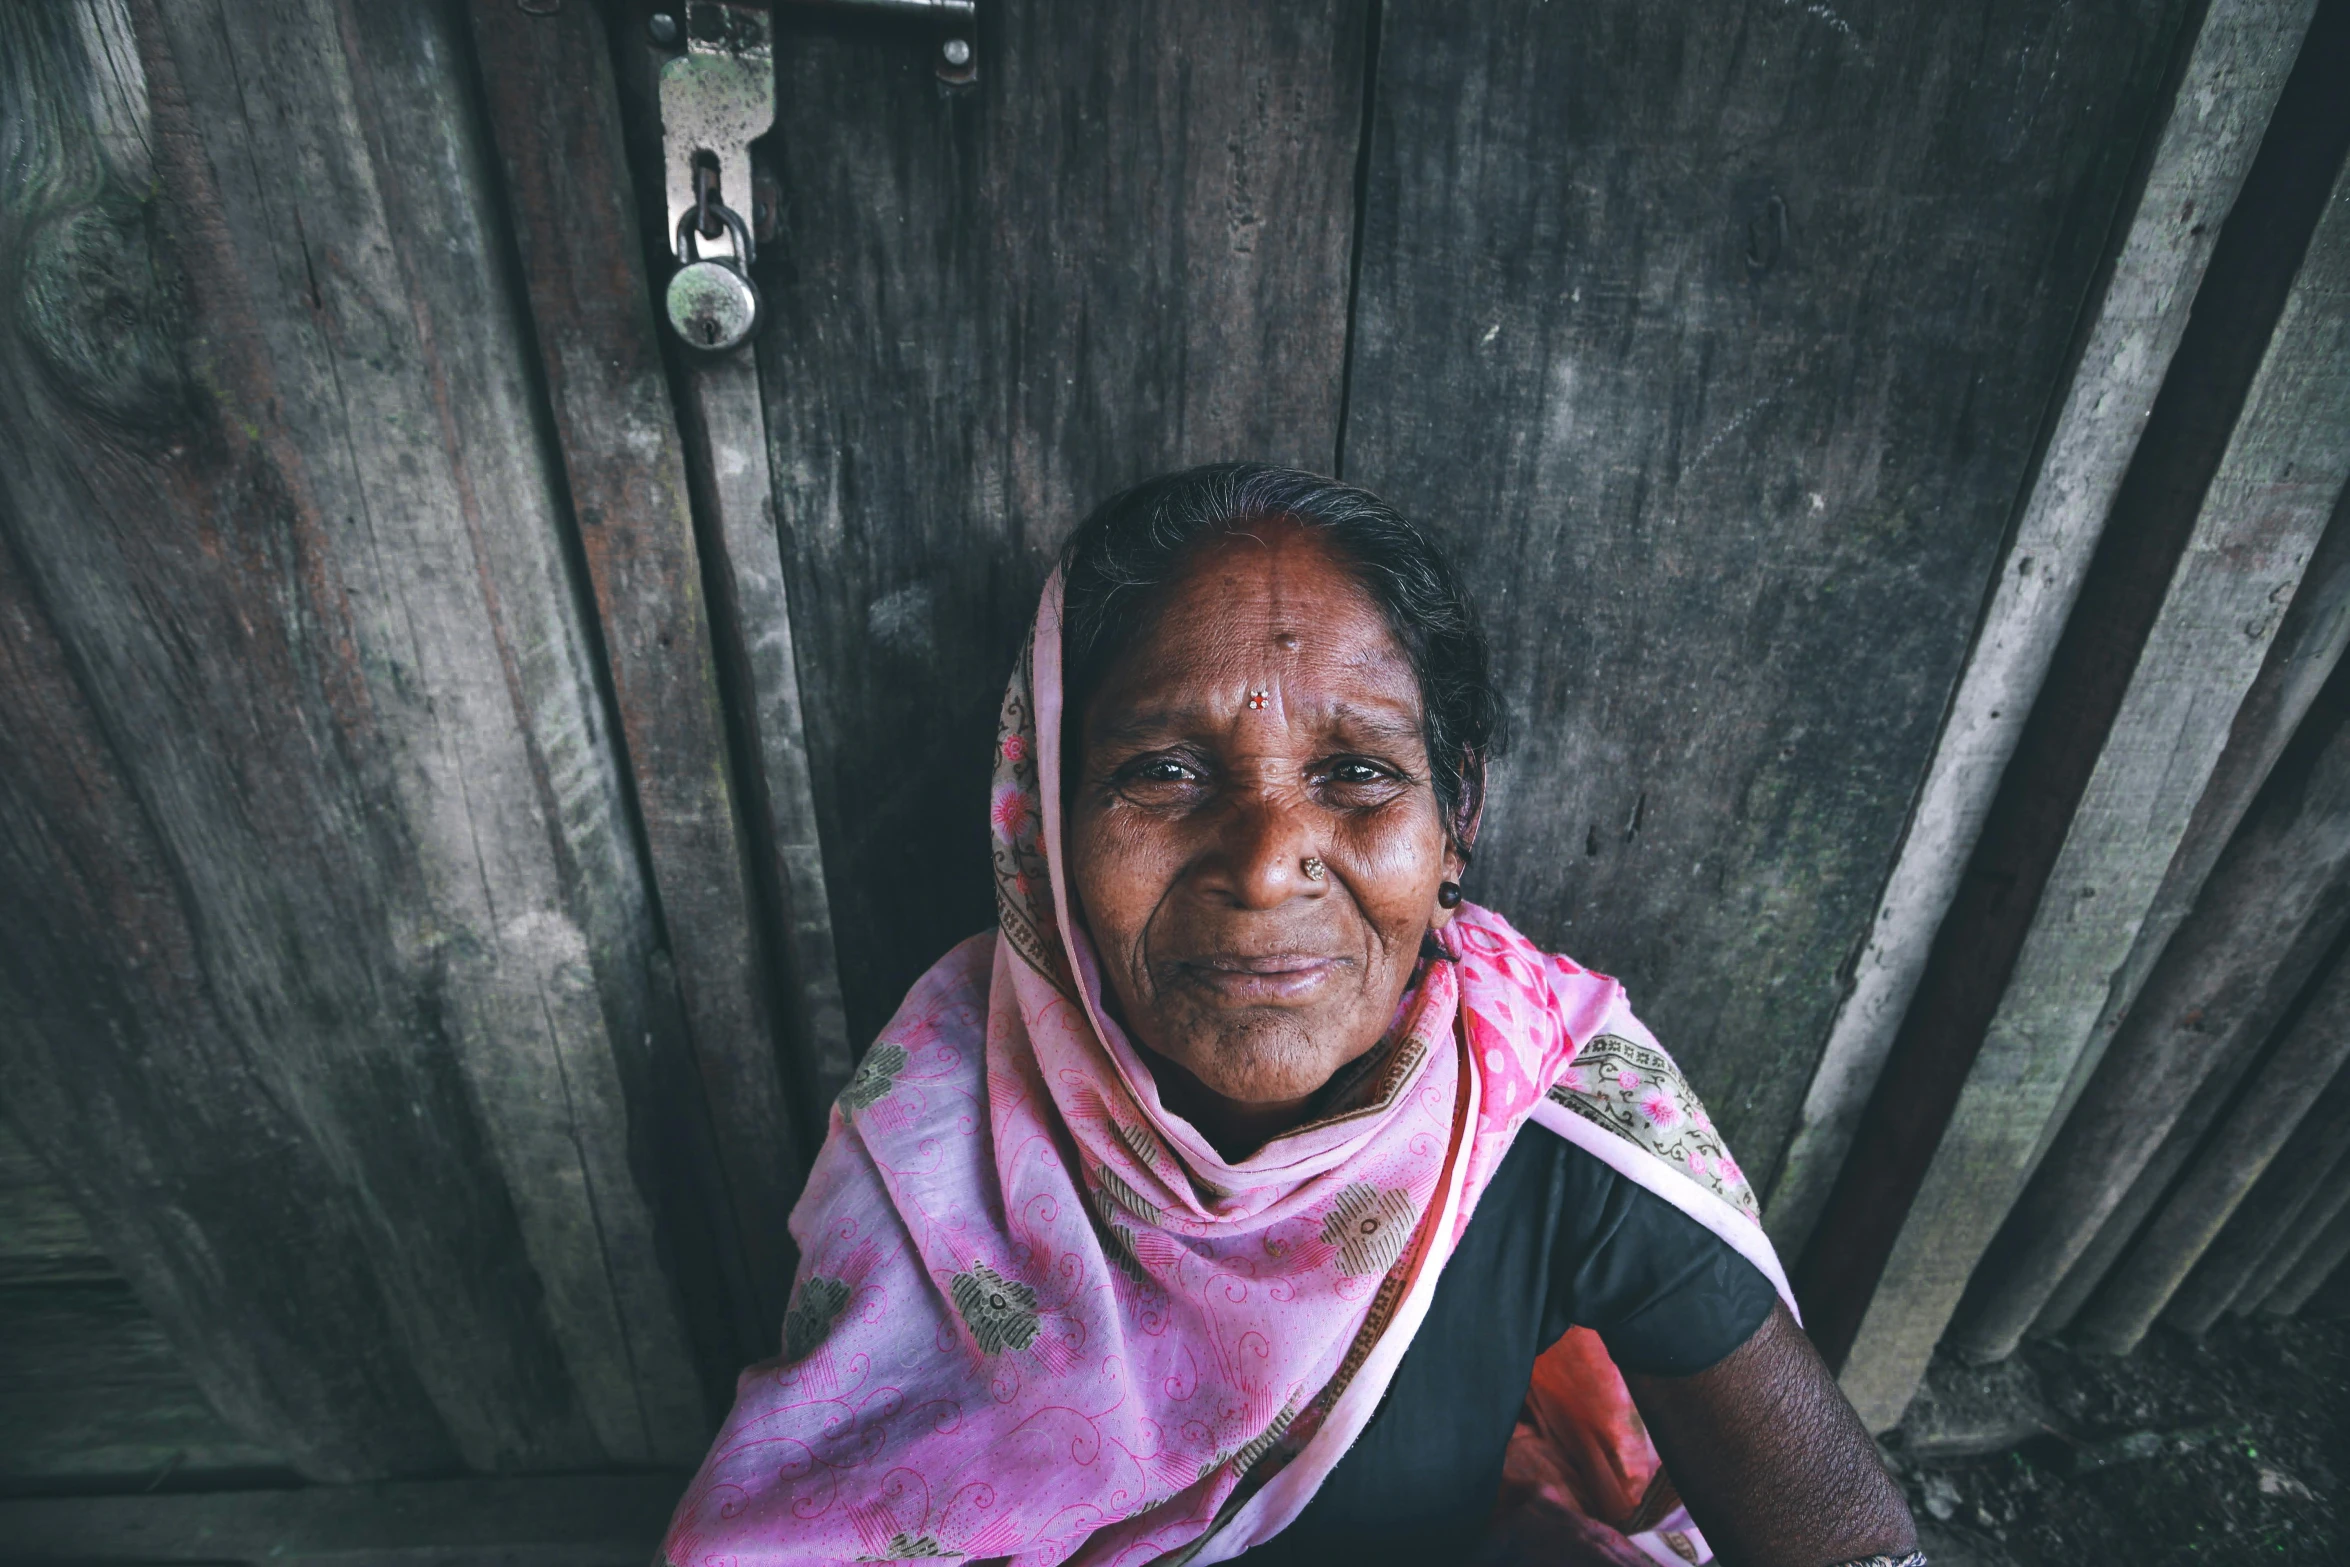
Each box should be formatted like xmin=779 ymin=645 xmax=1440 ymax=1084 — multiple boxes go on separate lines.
xmin=941 ymin=36 xmax=972 ymax=66
xmin=649 ymin=11 xmax=680 ymax=45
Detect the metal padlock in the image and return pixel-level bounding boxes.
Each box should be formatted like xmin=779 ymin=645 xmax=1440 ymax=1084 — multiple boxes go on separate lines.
xmin=667 ymin=202 xmax=761 ymax=352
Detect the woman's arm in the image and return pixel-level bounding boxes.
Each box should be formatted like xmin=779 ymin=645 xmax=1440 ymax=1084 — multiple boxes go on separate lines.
xmin=1622 ymin=1302 xmax=1919 ymax=1567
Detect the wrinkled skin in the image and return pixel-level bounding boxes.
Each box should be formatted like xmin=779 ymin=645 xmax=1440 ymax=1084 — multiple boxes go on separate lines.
xmin=1065 ymin=520 xmax=1918 ymax=1566
xmin=1067 ymin=521 xmax=1464 ymax=1162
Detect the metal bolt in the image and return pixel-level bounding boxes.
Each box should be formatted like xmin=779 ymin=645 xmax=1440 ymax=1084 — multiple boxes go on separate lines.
xmin=941 ymin=37 xmax=972 ymax=67
xmin=649 ymin=11 xmax=680 ymax=45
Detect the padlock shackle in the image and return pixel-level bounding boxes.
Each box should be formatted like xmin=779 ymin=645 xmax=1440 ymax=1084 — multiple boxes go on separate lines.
xmin=675 ymin=200 xmax=755 ymax=269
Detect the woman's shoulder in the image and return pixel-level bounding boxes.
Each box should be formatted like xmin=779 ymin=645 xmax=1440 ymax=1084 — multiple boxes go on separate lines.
xmin=880 ymin=930 xmax=998 ymax=1028
xmin=1448 ymin=901 xmax=1622 ymax=991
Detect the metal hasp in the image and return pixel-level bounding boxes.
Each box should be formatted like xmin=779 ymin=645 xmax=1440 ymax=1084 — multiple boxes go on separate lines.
xmin=798 ymin=0 xmax=978 ymax=80
xmin=658 ymin=3 xmax=773 ymax=351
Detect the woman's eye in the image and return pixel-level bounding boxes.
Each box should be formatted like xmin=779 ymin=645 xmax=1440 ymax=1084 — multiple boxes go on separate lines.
xmin=1113 ymin=755 xmax=1202 ymax=790
xmin=1331 ymin=762 xmax=1383 ymax=785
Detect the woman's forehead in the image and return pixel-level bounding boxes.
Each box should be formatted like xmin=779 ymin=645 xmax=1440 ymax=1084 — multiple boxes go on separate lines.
xmin=1151 ymin=526 xmax=1400 ymax=649
xmin=1092 ymin=528 xmax=1423 ymax=721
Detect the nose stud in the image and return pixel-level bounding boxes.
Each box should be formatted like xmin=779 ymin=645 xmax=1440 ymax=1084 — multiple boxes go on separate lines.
xmin=1302 ymin=856 xmax=1326 ymax=882
xmin=1245 ymin=690 xmax=1271 ymax=711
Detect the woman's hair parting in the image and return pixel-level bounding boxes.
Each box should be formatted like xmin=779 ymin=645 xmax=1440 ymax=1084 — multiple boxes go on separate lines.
xmin=1056 ymin=463 xmax=1508 ymax=856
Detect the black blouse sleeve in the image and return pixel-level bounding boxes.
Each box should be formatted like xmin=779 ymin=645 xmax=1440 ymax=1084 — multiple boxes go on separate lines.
xmin=1537 ymin=1136 xmax=1779 ymax=1377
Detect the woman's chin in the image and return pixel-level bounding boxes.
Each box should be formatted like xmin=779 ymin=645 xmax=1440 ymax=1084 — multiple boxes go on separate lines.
xmin=1164 ymin=1017 xmax=1362 ymax=1107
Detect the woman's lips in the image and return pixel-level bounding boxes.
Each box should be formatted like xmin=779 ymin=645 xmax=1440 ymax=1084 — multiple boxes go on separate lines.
xmin=1179 ymin=953 xmax=1344 ymax=1003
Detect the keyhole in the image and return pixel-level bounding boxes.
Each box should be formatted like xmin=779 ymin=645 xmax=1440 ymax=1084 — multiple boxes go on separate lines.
xmin=698 ymin=317 xmax=720 ymax=346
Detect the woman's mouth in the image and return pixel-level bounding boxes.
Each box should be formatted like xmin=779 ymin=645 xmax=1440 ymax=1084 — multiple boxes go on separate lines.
xmin=1178 ymin=952 xmax=1346 ymax=1003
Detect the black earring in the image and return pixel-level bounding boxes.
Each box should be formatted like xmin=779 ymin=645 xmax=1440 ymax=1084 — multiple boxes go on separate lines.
xmin=1438 ymin=880 xmax=1463 ymax=909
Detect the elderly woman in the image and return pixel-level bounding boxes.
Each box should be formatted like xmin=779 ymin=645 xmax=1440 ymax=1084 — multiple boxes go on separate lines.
xmin=663 ymin=467 xmax=1920 ymax=1567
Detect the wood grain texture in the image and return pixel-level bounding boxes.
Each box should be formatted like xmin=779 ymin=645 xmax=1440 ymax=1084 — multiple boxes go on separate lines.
xmin=0 ymin=1117 xmax=113 ymax=1288
xmin=2173 ymin=1057 xmax=2350 ymax=1326
xmin=1838 ymin=133 xmax=2350 ymax=1422
xmin=1341 ymin=0 xmax=2187 ymax=1185
xmin=466 ymin=0 xmax=784 ymax=1377
xmin=2087 ymin=951 xmax=2350 ymax=1345
xmin=1767 ymin=0 xmax=2320 ymax=1258
xmin=0 ymin=1282 xmax=295 ymax=1492
xmin=2264 ymin=1191 xmax=2350 ymax=1314
xmin=2245 ymin=1156 xmax=2350 ymax=1312
xmin=1948 ymin=671 xmax=2350 ymax=1360
xmin=2028 ymin=474 xmax=2350 ymax=1178
xmin=679 ymin=352 xmax=852 ymax=1137
xmin=750 ymin=1 xmax=1367 ymax=1046
xmin=2028 ymin=942 xmax=2333 ymax=1336
xmin=0 ymin=1471 xmax=687 ymax=1563
xmin=0 ymin=0 xmax=695 ymax=1477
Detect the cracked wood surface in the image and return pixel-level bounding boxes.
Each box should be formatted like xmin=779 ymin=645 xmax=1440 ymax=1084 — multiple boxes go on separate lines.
xmin=0 ymin=0 xmax=699 ymax=1478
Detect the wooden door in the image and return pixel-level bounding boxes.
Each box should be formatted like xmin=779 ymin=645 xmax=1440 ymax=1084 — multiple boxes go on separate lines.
xmin=738 ymin=0 xmax=2188 ymax=1183
xmin=0 ymin=0 xmax=2213 ymax=1502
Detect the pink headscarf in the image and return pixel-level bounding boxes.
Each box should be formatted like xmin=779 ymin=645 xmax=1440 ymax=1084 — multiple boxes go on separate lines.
xmin=662 ymin=575 xmax=1789 ymax=1566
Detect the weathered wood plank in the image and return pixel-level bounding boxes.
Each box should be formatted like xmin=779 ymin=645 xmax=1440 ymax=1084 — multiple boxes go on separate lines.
xmin=2264 ymin=1193 xmax=2350 ymax=1314
xmin=1343 ymin=0 xmax=2189 ymax=1185
xmin=2174 ymin=1062 xmax=2350 ymax=1326
xmin=1833 ymin=118 xmax=2350 ymax=1424
xmin=608 ymin=12 xmax=854 ymax=1159
xmin=1947 ymin=668 xmax=2350 ymax=1360
xmin=2204 ymin=1079 xmax=2350 ymax=1316
xmin=1766 ymin=0 xmax=2321 ymax=1258
xmin=0 ymin=1117 xmax=112 ymax=1289
xmin=0 ymin=0 xmax=695 ymax=1476
xmin=0 ymin=1282 xmax=294 ymax=1492
xmin=2246 ymin=1161 xmax=2350 ymax=1312
xmin=2029 ymin=941 xmax=2332 ymax=1336
xmin=680 ymin=352 xmax=853 ymax=1134
xmin=2029 ymin=473 xmax=2350 ymax=1175
xmin=750 ymin=1 xmax=1367 ymax=1046
xmin=0 ymin=1472 xmax=686 ymax=1563
xmin=2077 ymin=949 xmax=2350 ymax=1347
xmin=466 ymin=0 xmax=783 ymax=1380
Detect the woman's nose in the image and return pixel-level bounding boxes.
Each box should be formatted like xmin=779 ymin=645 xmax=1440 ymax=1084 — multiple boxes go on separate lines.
xmin=1207 ymin=788 xmax=1325 ymax=909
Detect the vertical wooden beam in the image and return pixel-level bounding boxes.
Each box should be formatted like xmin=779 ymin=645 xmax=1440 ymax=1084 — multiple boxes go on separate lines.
xmin=2243 ymin=1162 xmax=2350 ymax=1312
xmin=1826 ymin=124 xmax=2350 ymax=1425
xmin=607 ymin=4 xmax=854 ymax=1155
xmin=2262 ymin=1196 xmax=2350 ymax=1314
xmin=2074 ymin=949 xmax=2350 ymax=1347
xmin=1948 ymin=668 xmax=2350 ymax=1359
xmin=464 ymin=0 xmax=783 ymax=1379
xmin=1766 ymin=0 xmax=2321 ymax=1256
xmin=2171 ymin=1064 xmax=2350 ymax=1327
xmin=0 ymin=0 xmax=697 ymax=1475
xmin=2028 ymin=475 xmax=2350 ymax=1173
xmin=677 ymin=352 xmax=855 ymax=1129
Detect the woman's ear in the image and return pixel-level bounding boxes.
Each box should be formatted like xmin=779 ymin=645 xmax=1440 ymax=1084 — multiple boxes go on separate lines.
xmin=1447 ymin=752 xmax=1486 ymax=855
xmin=1432 ymin=751 xmax=1484 ymax=931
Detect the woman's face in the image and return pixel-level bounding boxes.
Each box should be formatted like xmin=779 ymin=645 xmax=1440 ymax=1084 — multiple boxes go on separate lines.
xmin=1068 ymin=522 xmax=1465 ymax=1133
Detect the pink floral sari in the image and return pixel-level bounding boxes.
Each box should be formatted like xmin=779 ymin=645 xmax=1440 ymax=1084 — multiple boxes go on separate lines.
xmin=662 ymin=575 xmax=1792 ymax=1566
